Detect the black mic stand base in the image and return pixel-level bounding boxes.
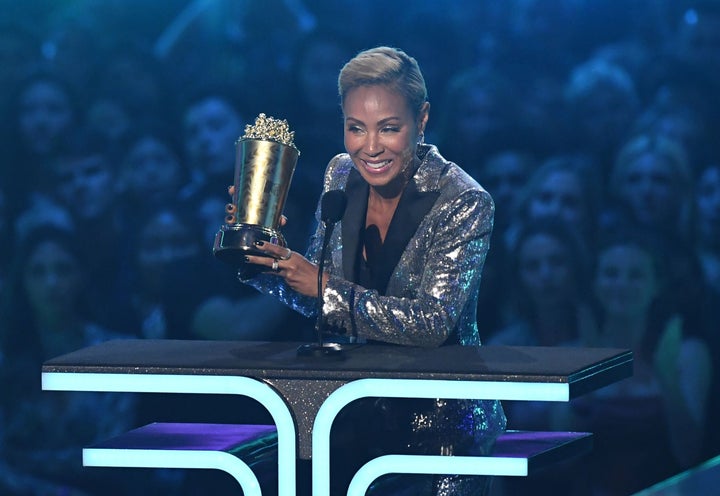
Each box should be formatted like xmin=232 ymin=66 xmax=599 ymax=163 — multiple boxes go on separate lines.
xmin=296 ymin=342 xmax=345 ymax=359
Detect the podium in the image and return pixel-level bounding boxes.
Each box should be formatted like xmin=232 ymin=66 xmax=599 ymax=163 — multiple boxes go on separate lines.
xmin=42 ymin=339 xmax=632 ymax=495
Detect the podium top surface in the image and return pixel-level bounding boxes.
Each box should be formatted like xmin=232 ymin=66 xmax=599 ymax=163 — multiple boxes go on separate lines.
xmin=43 ymin=339 xmax=632 ymax=395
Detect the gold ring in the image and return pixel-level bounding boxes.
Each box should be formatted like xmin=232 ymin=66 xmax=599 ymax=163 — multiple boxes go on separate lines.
xmin=271 ymin=259 xmax=279 ymax=271
xmin=280 ymin=249 xmax=292 ymax=261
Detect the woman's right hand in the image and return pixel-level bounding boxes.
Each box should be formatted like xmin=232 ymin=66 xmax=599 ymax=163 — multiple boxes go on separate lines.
xmin=246 ymin=241 xmax=328 ymax=298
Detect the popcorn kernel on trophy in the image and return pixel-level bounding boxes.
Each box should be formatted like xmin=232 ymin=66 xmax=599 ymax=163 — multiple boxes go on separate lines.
xmin=213 ymin=113 xmax=299 ymax=276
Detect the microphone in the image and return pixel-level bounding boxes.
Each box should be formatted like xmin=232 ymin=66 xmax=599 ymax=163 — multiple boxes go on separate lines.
xmin=297 ymin=190 xmax=347 ymax=358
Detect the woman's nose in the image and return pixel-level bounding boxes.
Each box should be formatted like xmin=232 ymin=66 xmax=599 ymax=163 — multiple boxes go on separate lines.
xmin=364 ymin=132 xmax=382 ymax=156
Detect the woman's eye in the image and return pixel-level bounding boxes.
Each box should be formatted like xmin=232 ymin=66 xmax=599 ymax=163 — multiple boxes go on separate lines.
xmin=381 ymin=126 xmax=400 ymax=133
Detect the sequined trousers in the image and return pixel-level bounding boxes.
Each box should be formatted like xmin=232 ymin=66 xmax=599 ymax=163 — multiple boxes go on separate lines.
xmin=330 ymin=397 xmax=504 ymax=495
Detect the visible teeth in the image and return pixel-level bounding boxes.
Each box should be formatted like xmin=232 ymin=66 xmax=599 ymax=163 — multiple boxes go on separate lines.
xmin=366 ymin=160 xmax=390 ymax=169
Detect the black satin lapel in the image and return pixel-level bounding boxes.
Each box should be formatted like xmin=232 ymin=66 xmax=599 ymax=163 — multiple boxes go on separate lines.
xmin=341 ymin=168 xmax=368 ymax=281
xmin=377 ymin=178 xmax=440 ymax=291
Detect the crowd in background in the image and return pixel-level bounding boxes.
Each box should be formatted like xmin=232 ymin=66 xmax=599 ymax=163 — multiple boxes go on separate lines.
xmin=1 ymin=0 xmax=719 ymax=494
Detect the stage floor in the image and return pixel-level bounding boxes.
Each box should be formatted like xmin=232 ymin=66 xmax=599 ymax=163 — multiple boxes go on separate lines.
xmin=634 ymin=454 xmax=720 ymax=495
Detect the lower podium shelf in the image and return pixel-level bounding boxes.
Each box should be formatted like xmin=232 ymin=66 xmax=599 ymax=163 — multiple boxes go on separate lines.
xmin=349 ymin=430 xmax=593 ymax=496
xmin=83 ymin=422 xmax=278 ymax=496
xmin=85 ymin=425 xmax=591 ymax=496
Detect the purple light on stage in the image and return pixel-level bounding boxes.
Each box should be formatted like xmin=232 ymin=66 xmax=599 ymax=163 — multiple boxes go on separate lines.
xmin=96 ymin=423 xmax=277 ymax=451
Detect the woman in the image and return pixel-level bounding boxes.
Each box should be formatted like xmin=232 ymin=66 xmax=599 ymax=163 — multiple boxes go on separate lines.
xmin=510 ymin=154 xmax=600 ymax=253
xmin=241 ymin=46 xmax=506 ymax=495
xmin=604 ymin=132 xmax=706 ymax=335
xmin=567 ymin=231 xmax=712 ymax=495
xmin=486 ymin=219 xmax=594 ymax=495
xmin=0 ymin=225 xmax=140 ymax=495
xmin=3 ymin=71 xmax=79 ymax=218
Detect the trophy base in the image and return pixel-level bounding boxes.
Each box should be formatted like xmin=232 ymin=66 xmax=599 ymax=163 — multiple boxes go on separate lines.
xmin=213 ymin=224 xmax=286 ymax=276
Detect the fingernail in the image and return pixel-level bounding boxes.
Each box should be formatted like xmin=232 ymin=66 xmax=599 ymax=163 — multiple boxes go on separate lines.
xmin=254 ymin=240 xmax=264 ymax=247
xmin=244 ymin=255 xmax=250 ymax=262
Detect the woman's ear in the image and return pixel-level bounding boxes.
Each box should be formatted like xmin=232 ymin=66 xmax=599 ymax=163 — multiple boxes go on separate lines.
xmin=418 ymin=102 xmax=430 ymax=135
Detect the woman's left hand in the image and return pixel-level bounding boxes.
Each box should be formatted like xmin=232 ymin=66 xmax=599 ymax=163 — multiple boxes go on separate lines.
xmin=246 ymin=241 xmax=327 ymax=298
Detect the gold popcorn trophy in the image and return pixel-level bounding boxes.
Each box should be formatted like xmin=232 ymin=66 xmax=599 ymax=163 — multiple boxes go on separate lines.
xmin=213 ymin=114 xmax=299 ymax=276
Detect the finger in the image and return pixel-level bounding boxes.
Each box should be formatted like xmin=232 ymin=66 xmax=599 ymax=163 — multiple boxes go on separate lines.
xmin=244 ymin=254 xmax=281 ymax=273
xmin=253 ymin=240 xmax=288 ymax=258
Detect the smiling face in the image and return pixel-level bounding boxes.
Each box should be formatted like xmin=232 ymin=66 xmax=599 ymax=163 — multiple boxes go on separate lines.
xmin=342 ymin=84 xmax=427 ymax=192
xmin=594 ymin=244 xmax=658 ymax=318
xmin=529 ymin=170 xmax=585 ymax=227
xmin=518 ymin=233 xmax=574 ymax=307
xmin=618 ymin=152 xmax=678 ymax=227
xmin=19 ymin=80 xmax=74 ymax=156
xmin=184 ymin=97 xmax=243 ymax=177
xmin=23 ymin=240 xmax=82 ymax=319
xmin=123 ymin=136 xmax=182 ymax=201
xmin=55 ymin=154 xmax=115 ymax=221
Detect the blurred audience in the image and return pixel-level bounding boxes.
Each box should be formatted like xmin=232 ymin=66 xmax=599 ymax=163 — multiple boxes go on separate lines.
xmin=0 ymin=226 xmax=138 ymax=495
xmin=1 ymin=2 xmax=719 ymax=494
xmin=566 ymin=231 xmax=712 ymax=495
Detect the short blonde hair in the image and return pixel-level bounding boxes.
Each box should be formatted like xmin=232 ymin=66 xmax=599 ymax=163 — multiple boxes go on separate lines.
xmin=338 ymin=46 xmax=427 ymax=117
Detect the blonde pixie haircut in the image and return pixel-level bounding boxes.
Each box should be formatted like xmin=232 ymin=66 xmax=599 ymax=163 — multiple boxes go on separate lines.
xmin=338 ymin=46 xmax=428 ymax=117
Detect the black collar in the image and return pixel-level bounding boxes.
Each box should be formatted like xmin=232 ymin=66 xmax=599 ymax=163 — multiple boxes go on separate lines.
xmin=341 ymin=167 xmax=440 ymax=293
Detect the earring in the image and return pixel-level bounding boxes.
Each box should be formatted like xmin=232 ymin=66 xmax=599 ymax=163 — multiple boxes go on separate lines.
xmin=417 ymin=132 xmax=425 ymax=145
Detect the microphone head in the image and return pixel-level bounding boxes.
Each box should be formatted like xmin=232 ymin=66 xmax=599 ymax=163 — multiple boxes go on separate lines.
xmin=321 ymin=190 xmax=347 ymax=224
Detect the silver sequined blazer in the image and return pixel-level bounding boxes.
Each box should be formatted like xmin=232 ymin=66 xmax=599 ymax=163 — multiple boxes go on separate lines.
xmin=247 ymin=144 xmax=495 ymax=348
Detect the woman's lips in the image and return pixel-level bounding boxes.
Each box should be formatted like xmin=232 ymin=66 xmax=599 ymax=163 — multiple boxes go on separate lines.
xmin=362 ymin=159 xmax=391 ymax=173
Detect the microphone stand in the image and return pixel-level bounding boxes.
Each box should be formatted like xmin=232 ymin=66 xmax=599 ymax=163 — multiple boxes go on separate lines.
xmin=297 ymin=190 xmax=346 ymax=358
xmin=297 ymin=218 xmax=344 ymax=358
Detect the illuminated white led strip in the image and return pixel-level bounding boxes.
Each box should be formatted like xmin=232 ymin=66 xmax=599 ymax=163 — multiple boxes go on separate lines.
xmin=83 ymin=448 xmax=262 ymax=496
xmin=42 ymin=372 xmax=296 ymax=496
xmin=347 ymin=454 xmax=530 ymax=496
xmin=312 ymin=378 xmax=568 ymax=496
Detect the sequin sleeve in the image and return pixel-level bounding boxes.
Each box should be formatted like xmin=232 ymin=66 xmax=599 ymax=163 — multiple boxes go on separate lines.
xmin=237 ymin=156 xmax=345 ymax=317
xmin=323 ymin=183 xmax=494 ymax=347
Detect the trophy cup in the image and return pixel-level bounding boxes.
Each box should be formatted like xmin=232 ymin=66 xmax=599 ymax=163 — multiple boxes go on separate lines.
xmin=213 ymin=113 xmax=299 ymax=277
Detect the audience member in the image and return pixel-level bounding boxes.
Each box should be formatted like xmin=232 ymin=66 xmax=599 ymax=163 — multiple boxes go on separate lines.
xmin=565 ymin=231 xmax=712 ymax=495
xmin=509 ymin=154 xmax=601 ymax=253
xmin=117 ymin=127 xmax=189 ymax=225
xmin=473 ymin=150 xmax=536 ymax=336
xmin=281 ymin=29 xmax=357 ymax=243
xmin=0 ymin=225 xmax=139 ymax=495
xmin=180 ymin=92 xmax=246 ymax=204
xmin=631 ymin=85 xmax=711 ymax=166
xmin=434 ymin=66 xmax=519 ymax=168
xmin=603 ymin=133 xmax=707 ymax=333
xmin=47 ymin=130 xmax=131 ymax=330
xmin=115 ymin=207 xmax=215 ymax=339
xmin=4 ymin=71 xmax=80 ymax=214
xmin=489 ymin=218 xmax=596 ymax=348
xmin=563 ymin=57 xmax=641 ymax=179
xmin=487 ymin=218 xmax=596 ymax=495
